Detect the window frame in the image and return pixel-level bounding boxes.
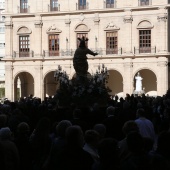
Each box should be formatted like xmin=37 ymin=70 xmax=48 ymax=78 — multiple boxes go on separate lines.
xmin=19 ymin=35 xmax=30 ymax=57
xmin=48 ymin=34 xmax=60 ymax=56
xmin=20 ymin=0 xmax=28 ymax=13
xmin=106 ymin=31 xmax=118 ymax=54
xmin=78 ymin=0 xmax=86 ymax=10
xmin=139 ymin=0 xmax=150 ymax=6
xmin=50 ymin=0 xmax=58 ymax=11
xmin=76 ymin=33 xmax=88 ymax=48
xmin=139 ymin=30 xmax=151 ymax=53
xmin=106 ymin=0 xmax=114 ymax=8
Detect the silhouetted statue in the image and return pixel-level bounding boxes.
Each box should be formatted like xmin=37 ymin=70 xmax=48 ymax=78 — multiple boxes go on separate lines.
xmin=73 ymin=37 xmax=98 ymax=78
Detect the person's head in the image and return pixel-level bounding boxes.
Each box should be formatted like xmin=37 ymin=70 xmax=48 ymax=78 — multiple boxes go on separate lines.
xmin=66 ymin=125 xmax=84 ymax=148
xmin=56 ymin=120 xmax=72 ymax=138
xmin=0 ymin=127 xmax=12 ymax=140
xmin=106 ymin=106 xmax=115 ymax=116
xmin=93 ymin=124 xmax=106 ymax=140
xmin=17 ymin=122 xmax=30 ymax=136
xmin=136 ymin=108 xmax=146 ymax=118
xmin=84 ymin=130 xmax=99 ymax=147
xmin=122 ymin=120 xmax=139 ymax=136
xmin=0 ymin=114 xmax=7 ymax=128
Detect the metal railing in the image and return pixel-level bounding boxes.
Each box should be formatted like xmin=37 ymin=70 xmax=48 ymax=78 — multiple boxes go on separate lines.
xmin=76 ymin=2 xmax=89 ymax=10
xmin=13 ymin=51 xmax=34 ymax=58
xmin=134 ymin=46 xmax=156 ymax=54
xmin=138 ymin=0 xmax=151 ymax=6
xmin=48 ymin=4 xmax=60 ymax=12
xmin=17 ymin=6 xmax=30 ymax=13
xmin=43 ymin=50 xmax=75 ymax=57
xmin=89 ymin=48 xmax=123 ymax=55
xmin=103 ymin=0 xmax=116 ymax=8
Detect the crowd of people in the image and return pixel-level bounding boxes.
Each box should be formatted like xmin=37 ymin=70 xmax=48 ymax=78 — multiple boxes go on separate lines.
xmin=0 ymin=89 xmax=170 ymax=170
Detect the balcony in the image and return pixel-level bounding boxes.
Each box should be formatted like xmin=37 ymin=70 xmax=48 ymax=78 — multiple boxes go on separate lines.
xmin=43 ymin=50 xmax=75 ymax=57
xmin=134 ymin=46 xmax=156 ymax=54
xmin=48 ymin=4 xmax=60 ymax=12
xmin=138 ymin=0 xmax=151 ymax=6
xmin=18 ymin=6 xmax=30 ymax=13
xmin=76 ymin=2 xmax=89 ymax=10
xmin=13 ymin=51 xmax=34 ymax=58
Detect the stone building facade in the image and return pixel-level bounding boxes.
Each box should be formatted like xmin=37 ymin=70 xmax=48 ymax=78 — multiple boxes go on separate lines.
xmin=3 ymin=0 xmax=170 ymax=101
xmin=0 ymin=0 xmax=5 ymax=98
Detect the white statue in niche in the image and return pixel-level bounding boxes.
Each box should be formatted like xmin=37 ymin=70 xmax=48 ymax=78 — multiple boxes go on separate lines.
xmin=135 ymin=72 xmax=143 ymax=91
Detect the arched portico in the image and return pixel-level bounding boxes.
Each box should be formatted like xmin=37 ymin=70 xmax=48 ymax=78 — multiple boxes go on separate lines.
xmin=133 ymin=69 xmax=157 ymax=96
xmin=44 ymin=71 xmax=59 ymax=97
xmin=107 ymin=70 xmax=123 ymax=97
xmin=14 ymin=72 xmax=34 ymax=101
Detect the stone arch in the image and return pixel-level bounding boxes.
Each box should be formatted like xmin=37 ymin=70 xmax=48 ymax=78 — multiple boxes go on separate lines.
xmin=17 ymin=26 xmax=32 ymax=35
xmin=74 ymin=23 xmax=90 ymax=32
xmin=44 ymin=71 xmax=58 ymax=97
xmin=137 ymin=19 xmax=154 ymax=29
xmin=107 ymin=69 xmax=123 ymax=97
xmin=14 ymin=71 xmax=34 ymax=101
xmin=133 ymin=69 xmax=157 ymax=96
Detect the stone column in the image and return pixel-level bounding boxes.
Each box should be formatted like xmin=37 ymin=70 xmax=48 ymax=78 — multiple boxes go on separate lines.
xmin=123 ymin=11 xmax=133 ymax=54
xmin=5 ymin=17 xmax=13 ymax=58
xmin=34 ymin=15 xmax=43 ymax=57
xmin=93 ymin=13 xmax=100 ymax=51
xmin=123 ymin=59 xmax=133 ymax=96
xmin=157 ymin=60 xmax=168 ymax=96
xmin=34 ymin=64 xmax=43 ymax=100
xmin=157 ymin=10 xmax=167 ymax=53
xmin=5 ymin=63 xmax=14 ymax=101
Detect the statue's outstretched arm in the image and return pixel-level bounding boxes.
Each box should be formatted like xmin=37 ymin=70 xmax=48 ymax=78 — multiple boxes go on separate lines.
xmin=87 ymin=48 xmax=98 ymax=56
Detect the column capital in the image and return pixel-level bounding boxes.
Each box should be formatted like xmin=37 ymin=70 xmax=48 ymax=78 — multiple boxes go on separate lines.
xmin=157 ymin=61 xmax=168 ymax=67
xmin=5 ymin=21 xmax=13 ymax=29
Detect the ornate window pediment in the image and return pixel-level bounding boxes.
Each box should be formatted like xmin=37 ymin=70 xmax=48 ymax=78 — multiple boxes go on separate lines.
xmin=46 ymin=24 xmax=62 ymax=34
xmin=17 ymin=26 xmax=32 ymax=35
xmin=75 ymin=24 xmax=90 ymax=32
xmin=104 ymin=22 xmax=120 ymax=31
xmin=137 ymin=20 xmax=153 ymax=29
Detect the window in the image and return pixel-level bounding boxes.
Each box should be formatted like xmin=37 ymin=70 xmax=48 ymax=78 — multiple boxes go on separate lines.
xmin=139 ymin=30 xmax=151 ymax=53
xmin=77 ymin=33 xmax=88 ymax=48
xmin=19 ymin=36 xmax=30 ymax=57
xmin=78 ymin=0 xmax=86 ymax=10
xmin=0 ymin=43 xmax=5 ymax=48
xmin=50 ymin=0 xmax=58 ymax=11
xmin=49 ymin=34 xmax=59 ymax=56
xmin=106 ymin=0 xmax=114 ymax=8
xmin=139 ymin=0 xmax=149 ymax=6
xmin=20 ymin=0 xmax=28 ymax=13
xmin=106 ymin=32 xmax=118 ymax=54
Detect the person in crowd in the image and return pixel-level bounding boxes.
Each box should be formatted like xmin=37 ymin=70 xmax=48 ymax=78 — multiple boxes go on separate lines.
xmin=118 ymin=120 xmax=139 ymax=163
xmin=93 ymin=123 xmax=106 ymax=141
xmin=54 ymin=125 xmax=94 ymax=170
xmin=83 ymin=130 xmax=100 ymax=162
xmin=93 ymin=138 xmax=120 ymax=170
xmin=14 ymin=122 xmax=32 ymax=170
xmin=135 ymin=108 xmax=156 ymax=143
xmin=29 ymin=117 xmax=52 ymax=170
xmin=103 ymin=106 xmax=123 ymax=140
xmin=47 ymin=120 xmax=72 ymax=170
xmin=0 ymin=127 xmax=20 ymax=170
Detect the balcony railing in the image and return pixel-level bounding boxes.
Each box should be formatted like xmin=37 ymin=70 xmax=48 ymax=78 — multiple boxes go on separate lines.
xmin=89 ymin=48 xmax=122 ymax=55
xmin=43 ymin=50 xmax=75 ymax=57
xmin=104 ymin=1 xmax=116 ymax=8
xmin=134 ymin=46 xmax=156 ymax=54
xmin=76 ymin=2 xmax=89 ymax=10
xmin=13 ymin=51 xmax=34 ymax=58
xmin=48 ymin=4 xmax=60 ymax=12
xmin=17 ymin=6 xmax=30 ymax=13
xmin=138 ymin=0 xmax=151 ymax=6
